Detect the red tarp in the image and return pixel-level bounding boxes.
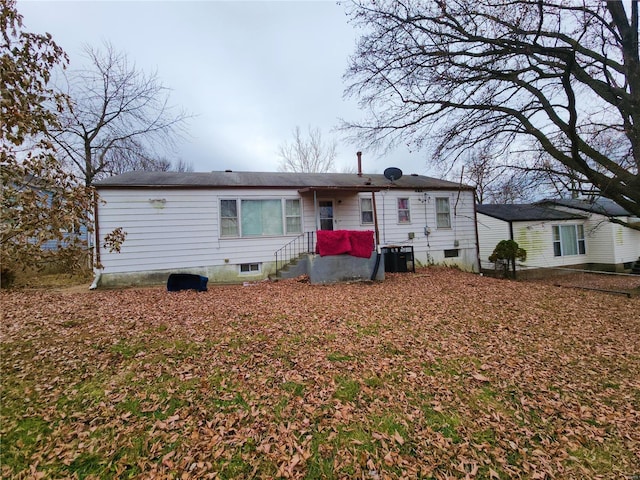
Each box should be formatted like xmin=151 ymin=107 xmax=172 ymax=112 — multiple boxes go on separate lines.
xmin=316 ymin=230 xmax=374 ymax=258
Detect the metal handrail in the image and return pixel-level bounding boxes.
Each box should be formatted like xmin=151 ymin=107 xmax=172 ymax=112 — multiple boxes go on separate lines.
xmin=274 ymin=231 xmax=315 ymax=277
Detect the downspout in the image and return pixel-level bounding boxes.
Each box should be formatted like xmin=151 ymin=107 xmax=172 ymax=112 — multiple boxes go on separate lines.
xmin=90 ymin=189 xmax=101 ymax=290
xmin=370 ymin=191 xmax=382 ymax=280
xmin=372 ymin=191 xmax=380 ymax=246
xmin=472 ymin=193 xmax=481 ymax=274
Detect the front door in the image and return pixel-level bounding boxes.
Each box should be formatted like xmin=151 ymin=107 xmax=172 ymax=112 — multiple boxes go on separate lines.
xmin=318 ymin=200 xmax=335 ymax=230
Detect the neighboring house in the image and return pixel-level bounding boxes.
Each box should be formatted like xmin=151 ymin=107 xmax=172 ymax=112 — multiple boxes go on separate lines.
xmin=6 ymin=176 xmax=90 ymax=252
xmin=477 ymin=198 xmax=640 ymax=274
xmin=93 ymin=170 xmax=479 ymax=286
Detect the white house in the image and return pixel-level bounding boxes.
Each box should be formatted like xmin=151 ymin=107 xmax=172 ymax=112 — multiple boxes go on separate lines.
xmin=93 ymin=170 xmax=479 ymax=286
xmin=477 ymin=199 xmax=640 ymax=274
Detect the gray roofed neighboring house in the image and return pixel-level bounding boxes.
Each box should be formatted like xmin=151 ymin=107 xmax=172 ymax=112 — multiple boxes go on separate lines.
xmin=476 ymin=203 xmax=585 ymax=222
xmin=538 ymin=197 xmax=632 ymax=217
xmin=476 ymin=199 xmax=640 ymax=275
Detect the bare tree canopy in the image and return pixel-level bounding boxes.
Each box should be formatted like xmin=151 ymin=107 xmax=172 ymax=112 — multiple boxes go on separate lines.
xmin=343 ymin=0 xmax=640 ymax=223
xmin=277 ymin=125 xmax=337 ymax=173
xmin=454 ymin=143 xmax=542 ymax=204
xmin=51 ymin=42 xmax=190 ymax=186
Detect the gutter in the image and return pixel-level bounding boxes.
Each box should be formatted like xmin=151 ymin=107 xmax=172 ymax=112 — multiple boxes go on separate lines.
xmin=90 ymin=189 xmax=102 ymax=290
xmin=472 ymin=194 xmax=481 ymax=273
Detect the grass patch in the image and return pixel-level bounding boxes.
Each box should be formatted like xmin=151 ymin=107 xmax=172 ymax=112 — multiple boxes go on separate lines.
xmin=282 ymin=381 xmax=306 ymax=397
xmin=422 ymin=404 xmax=462 ymax=443
xmin=327 ymin=352 xmax=352 ymax=362
xmin=334 ymin=376 xmax=360 ymax=403
xmin=0 ymin=416 xmax=52 ymax=471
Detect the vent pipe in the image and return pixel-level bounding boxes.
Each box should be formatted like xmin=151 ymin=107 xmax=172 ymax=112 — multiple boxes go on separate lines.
xmin=357 ymin=151 xmax=362 ymax=177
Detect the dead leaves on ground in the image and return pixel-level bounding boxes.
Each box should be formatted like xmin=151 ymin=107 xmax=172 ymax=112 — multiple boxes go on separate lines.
xmin=1 ymin=268 xmax=639 ymax=479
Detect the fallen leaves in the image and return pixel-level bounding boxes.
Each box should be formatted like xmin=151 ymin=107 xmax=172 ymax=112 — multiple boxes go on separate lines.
xmin=1 ymin=267 xmax=639 ymax=478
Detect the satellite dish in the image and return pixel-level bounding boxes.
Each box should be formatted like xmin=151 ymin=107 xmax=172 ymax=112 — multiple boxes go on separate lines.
xmin=384 ymin=167 xmax=403 ymax=182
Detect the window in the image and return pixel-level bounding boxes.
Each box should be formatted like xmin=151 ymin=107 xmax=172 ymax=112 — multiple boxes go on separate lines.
xmin=436 ymin=198 xmax=451 ymax=228
xmin=285 ymin=199 xmax=302 ymax=234
xmin=221 ymin=198 xmax=301 ymax=238
xmin=444 ymin=249 xmax=459 ymax=258
xmin=553 ymin=225 xmax=586 ymax=257
xmin=397 ymin=198 xmax=411 ymax=223
xmin=241 ymin=199 xmax=283 ymax=236
xmin=220 ymin=199 xmax=238 ymax=237
xmin=240 ymin=263 xmax=260 ymax=273
xmin=360 ymin=197 xmax=374 ymax=224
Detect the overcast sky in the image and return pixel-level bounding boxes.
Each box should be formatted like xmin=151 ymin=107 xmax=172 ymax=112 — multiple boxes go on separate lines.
xmin=18 ymin=0 xmax=434 ymax=175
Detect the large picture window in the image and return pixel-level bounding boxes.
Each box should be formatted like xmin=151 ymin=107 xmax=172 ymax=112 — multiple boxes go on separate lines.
xmin=241 ymin=200 xmax=283 ymax=236
xmin=436 ymin=197 xmax=451 ymax=228
xmin=553 ymin=224 xmax=586 ymax=257
xmin=220 ymin=198 xmax=301 ymax=237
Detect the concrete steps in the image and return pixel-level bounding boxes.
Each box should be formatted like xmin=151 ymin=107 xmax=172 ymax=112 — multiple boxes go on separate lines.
xmin=273 ymin=254 xmax=310 ymax=280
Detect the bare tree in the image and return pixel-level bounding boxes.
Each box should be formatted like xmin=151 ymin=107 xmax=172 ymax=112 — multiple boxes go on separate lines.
xmin=277 ymin=126 xmax=337 ymax=173
xmin=51 ymin=42 xmax=189 ymax=186
xmin=342 ymin=0 xmax=640 ymax=225
xmin=451 ymin=144 xmax=542 ymax=204
xmin=170 ymin=158 xmax=194 ymax=172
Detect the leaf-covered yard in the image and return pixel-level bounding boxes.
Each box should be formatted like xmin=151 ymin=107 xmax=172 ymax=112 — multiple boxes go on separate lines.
xmin=2 ymin=268 xmax=639 ymax=479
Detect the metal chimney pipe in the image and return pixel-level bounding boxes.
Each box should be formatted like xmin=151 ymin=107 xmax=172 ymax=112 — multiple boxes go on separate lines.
xmin=357 ymin=151 xmax=362 ymax=177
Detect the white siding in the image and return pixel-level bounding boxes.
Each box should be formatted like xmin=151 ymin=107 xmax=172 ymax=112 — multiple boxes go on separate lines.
xmin=477 ymin=215 xmax=596 ymax=270
xmin=98 ymin=188 xmax=306 ymax=276
xmin=477 ymin=214 xmax=511 ymax=269
xmin=582 ymin=216 xmax=640 ymax=265
xmin=611 ymin=221 xmax=640 ymax=264
xmin=543 ymin=206 xmax=640 ymax=265
xmin=367 ymin=190 xmax=478 ymax=271
xmin=97 ymin=186 xmax=480 ymax=281
xmin=512 ymin=220 xmax=588 ymax=268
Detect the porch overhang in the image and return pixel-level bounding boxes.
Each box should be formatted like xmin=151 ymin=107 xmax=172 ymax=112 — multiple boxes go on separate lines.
xmin=301 ymin=185 xmax=383 ymax=246
xmin=298 ymin=186 xmax=382 ymax=194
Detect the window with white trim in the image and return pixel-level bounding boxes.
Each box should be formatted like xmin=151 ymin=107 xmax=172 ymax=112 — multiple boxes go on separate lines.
xmin=436 ymin=197 xmax=451 ymax=228
xmin=553 ymin=224 xmax=586 ymax=256
xmin=360 ymin=197 xmax=374 ymax=224
xmin=285 ymin=199 xmax=302 ymax=234
xmin=240 ymin=263 xmax=260 ymax=273
xmin=220 ymin=199 xmax=239 ymax=237
xmin=397 ymin=198 xmax=411 ymax=223
xmin=220 ymin=198 xmax=301 ymax=237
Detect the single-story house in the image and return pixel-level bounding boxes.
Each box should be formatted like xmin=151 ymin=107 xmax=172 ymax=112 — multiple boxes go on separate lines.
xmin=477 ymin=198 xmax=640 ymax=274
xmin=92 ymin=170 xmax=480 ymax=286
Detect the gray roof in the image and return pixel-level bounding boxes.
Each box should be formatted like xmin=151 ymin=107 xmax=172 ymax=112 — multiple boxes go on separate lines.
xmin=539 ymin=197 xmax=631 ymax=217
xmin=94 ymin=170 xmax=472 ymax=190
xmin=477 ymin=203 xmax=586 ymax=222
